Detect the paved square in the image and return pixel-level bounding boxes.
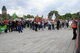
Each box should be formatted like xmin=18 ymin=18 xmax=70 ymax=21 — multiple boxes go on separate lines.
xmin=0 ymin=28 xmax=76 ymax=53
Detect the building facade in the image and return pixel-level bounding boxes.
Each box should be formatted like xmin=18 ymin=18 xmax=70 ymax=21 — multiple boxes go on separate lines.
xmin=2 ymin=6 xmax=7 ymax=20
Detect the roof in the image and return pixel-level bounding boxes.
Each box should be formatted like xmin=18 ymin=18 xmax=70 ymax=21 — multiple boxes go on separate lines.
xmin=2 ymin=6 xmax=7 ymax=10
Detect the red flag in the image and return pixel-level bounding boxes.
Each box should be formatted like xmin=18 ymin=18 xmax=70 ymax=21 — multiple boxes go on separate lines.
xmin=36 ymin=17 xmax=38 ymax=21
xmin=39 ymin=17 xmax=41 ymax=22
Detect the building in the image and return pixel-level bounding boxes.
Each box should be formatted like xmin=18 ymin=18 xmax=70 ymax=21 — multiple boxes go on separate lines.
xmin=2 ymin=6 xmax=7 ymax=20
xmin=2 ymin=6 xmax=7 ymax=14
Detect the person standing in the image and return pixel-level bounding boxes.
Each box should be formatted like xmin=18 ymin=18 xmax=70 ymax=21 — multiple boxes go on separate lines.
xmin=57 ymin=19 xmax=60 ymax=30
xmin=32 ymin=21 xmax=35 ymax=30
xmin=62 ymin=20 xmax=65 ymax=28
xmin=0 ymin=20 xmax=4 ymax=26
xmin=0 ymin=20 xmax=4 ymax=33
xmin=51 ymin=20 xmax=55 ymax=30
xmin=69 ymin=19 xmax=72 ymax=29
xmin=30 ymin=21 xmax=32 ymax=29
xmin=8 ymin=20 xmax=13 ymax=32
xmin=4 ymin=19 xmax=8 ymax=33
xmin=41 ymin=20 xmax=44 ymax=31
xmin=15 ymin=21 xmax=18 ymax=31
xmin=12 ymin=21 xmax=15 ymax=31
xmin=48 ymin=20 xmax=52 ymax=30
xmin=66 ymin=20 xmax=69 ymax=28
xmin=72 ymin=19 xmax=77 ymax=40
xmin=38 ymin=21 xmax=41 ymax=30
xmin=17 ymin=21 xmax=23 ymax=33
xmin=35 ymin=21 xmax=38 ymax=31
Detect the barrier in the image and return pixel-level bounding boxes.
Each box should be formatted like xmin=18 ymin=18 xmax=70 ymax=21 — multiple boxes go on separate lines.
xmin=76 ymin=20 xmax=80 ymax=53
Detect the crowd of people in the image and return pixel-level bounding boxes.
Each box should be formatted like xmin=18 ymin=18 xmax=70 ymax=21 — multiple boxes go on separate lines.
xmin=0 ymin=18 xmax=73 ymax=33
xmin=0 ymin=18 xmax=78 ymax=40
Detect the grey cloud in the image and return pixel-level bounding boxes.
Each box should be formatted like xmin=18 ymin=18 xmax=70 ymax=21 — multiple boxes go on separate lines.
xmin=0 ymin=0 xmax=80 ymax=17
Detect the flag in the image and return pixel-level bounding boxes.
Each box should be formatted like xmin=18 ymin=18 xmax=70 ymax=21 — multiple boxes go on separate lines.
xmin=13 ymin=13 xmax=17 ymax=20
xmin=39 ymin=17 xmax=42 ymax=22
xmin=0 ymin=24 xmax=7 ymax=31
xmin=35 ymin=17 xmax=38 ymax=21
xmin=52 ymin=13 xmax=56 ymax=21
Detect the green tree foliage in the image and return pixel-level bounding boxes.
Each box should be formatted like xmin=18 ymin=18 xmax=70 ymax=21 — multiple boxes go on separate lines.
xmin=0 ymin=14 xmax=2 ymax=20
xmin=48 ymin=10 xmax=80 ymax=19
xmin=6 ymin=14 xmax=11 ymax=20
xmin=27 ymin=14 xmax=34 ymax=18
xmin=48 ymin=10 xmax=59 ymax=19
xmin=64 ymin=13 xmax=72 ymax=19
xmin=23 ymin=15 xmax=27 ymax=18
xmin=0 ymin=14 xmax=2 ymax=17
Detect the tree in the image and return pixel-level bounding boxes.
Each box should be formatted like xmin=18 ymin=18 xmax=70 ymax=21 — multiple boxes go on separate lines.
xmin=0 ymin=14 xmax=2 ymax=20
xmin=64 ymin=13 xmax=72 ymax=19
xmin=0 ymin=14 xmax=2 ymax=17
xmin=27 ymin=14 xmax=34 ymax=18
xmin=23 ymin=15 xmax=27 ymax=18
xmin=48 ymin=10 xmax=59 ymax=19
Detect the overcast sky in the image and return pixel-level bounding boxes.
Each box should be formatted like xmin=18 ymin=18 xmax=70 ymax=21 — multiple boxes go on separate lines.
xmin=0 ymin=0 xmax=80 ymax=18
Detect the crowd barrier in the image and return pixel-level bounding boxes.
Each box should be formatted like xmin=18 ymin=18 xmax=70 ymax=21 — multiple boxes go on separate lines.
xmin=76 ymin=20 xmax=80 ymax=53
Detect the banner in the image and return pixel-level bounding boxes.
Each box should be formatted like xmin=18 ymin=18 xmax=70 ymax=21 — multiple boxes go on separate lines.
xmin=0 ymin=24 xmax=7 ymax=31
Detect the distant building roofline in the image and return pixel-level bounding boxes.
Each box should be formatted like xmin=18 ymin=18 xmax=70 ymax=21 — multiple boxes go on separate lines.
xmin=2 ymin=6 xmax=7 ymax=11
